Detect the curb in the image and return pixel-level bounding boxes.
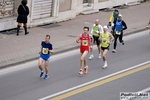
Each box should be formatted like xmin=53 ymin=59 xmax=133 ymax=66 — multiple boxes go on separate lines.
xmin=0 ymin=28 xmax=149 ymax=69
xmin=0 ymin=46 xmax=79 ymax=69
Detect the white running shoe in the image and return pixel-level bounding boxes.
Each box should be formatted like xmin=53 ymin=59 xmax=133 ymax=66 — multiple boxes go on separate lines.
xmin=103 ymin=61 xmax=107 ymax=69
xmin=89 ymin=54 xmax=94 ymax=60
xmin=112 ymin=49 xmax=117 ymax=53
xmin=98 ymin=53 xmax=101 ymax=59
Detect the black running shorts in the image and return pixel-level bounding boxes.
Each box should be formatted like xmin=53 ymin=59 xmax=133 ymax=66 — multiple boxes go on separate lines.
xmin=101 ymin=46 xmax=109 ymax=51
xmin=93 ymin=35 xmax=100 ymax=46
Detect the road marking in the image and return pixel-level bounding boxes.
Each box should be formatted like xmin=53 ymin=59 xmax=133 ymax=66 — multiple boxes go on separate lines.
xmin=139 ymin=87 xmax=150 ymax=93
xmin=50 ymin=64 xmax=150 ymax=100
xmin=38 ymin=61 xmax=150 ymax=100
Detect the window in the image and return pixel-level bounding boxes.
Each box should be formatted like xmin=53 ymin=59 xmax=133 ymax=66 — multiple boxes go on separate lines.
xmin=83 ymin=0 xmax=88 ymax=3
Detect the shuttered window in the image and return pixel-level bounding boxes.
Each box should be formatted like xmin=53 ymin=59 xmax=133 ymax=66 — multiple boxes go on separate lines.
xmin=33 ymin=0 xmax=53 ymax=20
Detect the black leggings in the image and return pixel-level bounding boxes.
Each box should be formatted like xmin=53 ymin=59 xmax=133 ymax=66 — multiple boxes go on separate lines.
xmin=113 ymin=34 xmax=123 ymax=49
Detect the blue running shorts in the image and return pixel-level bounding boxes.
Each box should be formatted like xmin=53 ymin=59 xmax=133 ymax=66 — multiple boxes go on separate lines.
xmin=40 ymin=53 xmax=50 ymax=61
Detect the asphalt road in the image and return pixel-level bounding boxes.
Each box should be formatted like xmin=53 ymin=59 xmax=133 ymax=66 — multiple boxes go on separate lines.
xmin=0 ymin=30 xmax=150 ymax=100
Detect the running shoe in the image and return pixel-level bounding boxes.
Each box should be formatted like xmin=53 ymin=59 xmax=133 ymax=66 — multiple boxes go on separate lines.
xmin=102 ymin=62 xmax=107 ymax=69
xmin=79 ymin=69 xmax=83 ymax=75
xmin=102 ymin=65 xmax=107 ymax=69
xmin=98 ymin=54 xmax=101 ymax=59
xmin=89 ymin=54 xmax=94 ymax=60
xmin=84 ymin=66 xmax=88 ymax=74
xmin=122 ymin=40 xmax=125 ymax=45
xmin=112 ymin=49 xmax=117 ymax=53
xmin=40 ymin=71 xmax=44 ymax=78
xmin=44 ymin=74 xmax=49 ymax=79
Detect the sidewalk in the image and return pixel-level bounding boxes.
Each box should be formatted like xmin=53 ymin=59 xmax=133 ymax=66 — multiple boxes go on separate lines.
xmin=0 ymin=2 xmax=150 ymax=68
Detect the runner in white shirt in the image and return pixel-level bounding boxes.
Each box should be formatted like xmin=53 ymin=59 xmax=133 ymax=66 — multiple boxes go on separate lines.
xmin=89 ymin=19 xmax=103 ymax=60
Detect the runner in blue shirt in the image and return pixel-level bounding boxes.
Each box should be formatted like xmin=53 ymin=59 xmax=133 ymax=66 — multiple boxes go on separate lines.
xmin=112 ymin=14 xmax=127 ymax=53
xmin=38 ymin=35 xmax=53 ymax=79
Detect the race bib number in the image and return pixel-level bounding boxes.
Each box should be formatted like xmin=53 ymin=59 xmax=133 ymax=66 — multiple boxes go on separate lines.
xmin=42 ymin=48 xmax=48 ymax=54
xmin=102 ymin=38 xmax=107 ymax=44
xmin=82 ymin=40 xmax=88 ymax=46
xmin=116 ymin=31 xmax=121 ymax=35
xmin=94 ymin=31 xmax=98 ymax=34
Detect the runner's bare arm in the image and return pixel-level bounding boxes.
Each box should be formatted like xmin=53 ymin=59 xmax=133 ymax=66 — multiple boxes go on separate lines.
xmin=90 ymin=34 xmax=94 ymax=45
xmin=98 ymin=34 xmax=102 ymax=41
xmin=46 ymin=48 xmax=54 ymax=54
xmin=109 ymin=33 xmax=114 ymax=42
xmin=46 ymin=45 xmax=54 ymax=53
xmin=39 ymin=45 xmax=42 ymax=54
xmin=49 ymin=50 xmax=54 ymax=53
xmin=76 ymin=34 xmax=81 ymax=43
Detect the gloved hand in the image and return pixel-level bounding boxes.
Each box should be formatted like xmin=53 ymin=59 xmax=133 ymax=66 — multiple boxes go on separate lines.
xmin=108 ymin=22 xmax=111 ymax=26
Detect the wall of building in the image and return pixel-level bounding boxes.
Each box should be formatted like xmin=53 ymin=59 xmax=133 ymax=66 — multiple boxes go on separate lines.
xmin=0 ymin=0 xmax=21 ymax=31
xmin=0 ymin=0 xmax=139 ymax=31
xmin=59 ymin=0 xmax=72 ymax=12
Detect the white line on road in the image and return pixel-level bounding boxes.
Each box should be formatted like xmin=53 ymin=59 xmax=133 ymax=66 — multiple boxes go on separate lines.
xmin=38 ymin=60 xmax=150 ymax=100
xmin=139 ymin=87 xmax=150 ymax=92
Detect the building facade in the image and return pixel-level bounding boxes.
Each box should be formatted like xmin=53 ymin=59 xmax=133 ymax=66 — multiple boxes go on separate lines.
xmin=0 ymin=0 xmax=139 ymax=31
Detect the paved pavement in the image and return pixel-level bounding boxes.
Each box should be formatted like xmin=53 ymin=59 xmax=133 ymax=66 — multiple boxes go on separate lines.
xmin=0 ymin=30 xmax=150 ymax=100
xmin=0 ymin=2 xmax=150 ymax=68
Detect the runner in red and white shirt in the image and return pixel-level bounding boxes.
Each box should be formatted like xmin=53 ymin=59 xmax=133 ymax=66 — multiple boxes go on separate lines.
xmin=76 ymin=27 xmax=93 ymax=75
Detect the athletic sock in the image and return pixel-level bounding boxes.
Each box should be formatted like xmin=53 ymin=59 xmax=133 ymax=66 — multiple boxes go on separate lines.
xmin=104 ymin=61 xmax=107 ymax=66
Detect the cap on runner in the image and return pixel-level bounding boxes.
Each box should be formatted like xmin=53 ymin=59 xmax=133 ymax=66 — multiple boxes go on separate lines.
xmin=103 ymin=26 xmax=108 ymax=29
xmin=118 ymin=14 xmax=122 ymax=17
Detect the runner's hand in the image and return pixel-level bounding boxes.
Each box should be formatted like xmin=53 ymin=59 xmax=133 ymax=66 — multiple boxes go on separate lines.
xmin=98 ymin=37 xmax=101 ymax=41
xmin=49 ymin=50 xmax=54 ymax=53
xmin=76 ymin=40 xmax=79 ymax=43
xmin=108 ymin=41 xmax=112 ymax=45
xmin=107 ymin=41 xmax=110 ymax=44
